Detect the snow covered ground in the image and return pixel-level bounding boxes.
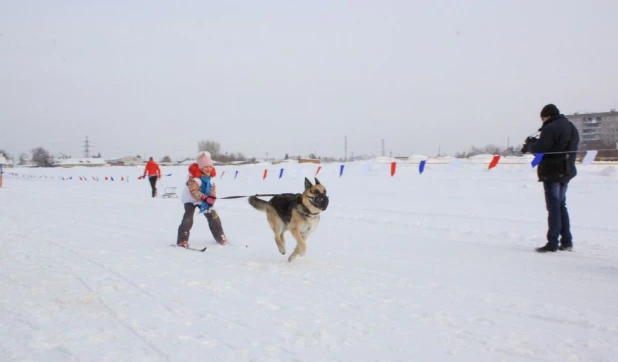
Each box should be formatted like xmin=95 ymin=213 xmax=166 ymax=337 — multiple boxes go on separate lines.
xmin=1 ymin=160 xmax=618 ymax=361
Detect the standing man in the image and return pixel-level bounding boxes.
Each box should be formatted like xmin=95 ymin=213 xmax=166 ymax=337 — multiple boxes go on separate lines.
xmin=143 ymin=157 xmax=161 ymax=198
xmin=521 ymin=104 xmax=580 ymax=253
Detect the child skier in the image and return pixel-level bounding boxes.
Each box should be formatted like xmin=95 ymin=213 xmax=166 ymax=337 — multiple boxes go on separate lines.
xmin=176 ymin=152 xmax=227 ymax=247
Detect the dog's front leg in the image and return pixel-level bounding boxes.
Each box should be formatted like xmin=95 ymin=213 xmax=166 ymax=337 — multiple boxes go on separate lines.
xmin=288 ymin=229 xmax=306 ymax=262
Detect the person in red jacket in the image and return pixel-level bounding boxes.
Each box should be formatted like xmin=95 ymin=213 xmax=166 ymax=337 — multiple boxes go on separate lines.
xmin=143 ymin=157 xmax=161 ymax=197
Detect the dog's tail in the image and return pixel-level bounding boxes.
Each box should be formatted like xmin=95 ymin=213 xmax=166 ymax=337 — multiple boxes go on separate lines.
xmin=248 ymin=196 xmax=268 ymax=211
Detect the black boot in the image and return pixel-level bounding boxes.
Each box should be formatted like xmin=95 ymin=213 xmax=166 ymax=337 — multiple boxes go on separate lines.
xmin=535 ymin=245 xmax=558 ymax=253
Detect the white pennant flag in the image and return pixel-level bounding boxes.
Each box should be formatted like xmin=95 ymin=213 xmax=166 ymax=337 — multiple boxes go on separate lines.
xmin=450 ymin=158 xmax=461 ymax=170
xmin=581 ymin=150 xmax=597 ymax=165
xmin=360 ymin=163 xmax=370 ymax=175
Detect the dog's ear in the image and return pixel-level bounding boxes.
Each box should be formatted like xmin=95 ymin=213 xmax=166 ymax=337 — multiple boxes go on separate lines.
xmin=304 ymin=177 xmax=312 ymax=190
xmin=314 ymin=178 xmax=321 ymax=185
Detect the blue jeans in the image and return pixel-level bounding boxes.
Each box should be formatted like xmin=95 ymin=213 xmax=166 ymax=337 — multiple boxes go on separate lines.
xmin=543 ymin=182 xmax=572 ymax=249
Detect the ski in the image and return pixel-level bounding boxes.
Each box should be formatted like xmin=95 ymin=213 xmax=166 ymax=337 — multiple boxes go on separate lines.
xmin=170 ymin=244 xmax=207 ymax=252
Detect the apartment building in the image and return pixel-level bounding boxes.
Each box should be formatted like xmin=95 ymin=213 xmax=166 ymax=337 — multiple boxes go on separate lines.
xmin=567 ymin=110 xmax=618 ymax=149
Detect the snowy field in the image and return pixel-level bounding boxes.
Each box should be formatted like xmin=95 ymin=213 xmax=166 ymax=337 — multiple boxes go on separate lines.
xmin=1 ymin=160 xmax=618 ymax=362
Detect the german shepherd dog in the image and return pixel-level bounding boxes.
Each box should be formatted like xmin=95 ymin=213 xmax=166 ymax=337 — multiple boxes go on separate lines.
xmin=249 ymin=178 xmax=329 ymax=262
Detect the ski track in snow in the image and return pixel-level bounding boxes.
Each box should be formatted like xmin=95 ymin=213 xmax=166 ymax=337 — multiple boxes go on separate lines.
xmin=1 ymin=164 xmax=618 ymax=361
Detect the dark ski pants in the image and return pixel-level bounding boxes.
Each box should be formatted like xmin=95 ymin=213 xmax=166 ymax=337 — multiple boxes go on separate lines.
xmin=177 ymin=203 xmax=225 ymax=244
xmin=543 ymin=181 xmax=572 ymax=249
xmin=148 ymin=176 xmax=158 ymax=197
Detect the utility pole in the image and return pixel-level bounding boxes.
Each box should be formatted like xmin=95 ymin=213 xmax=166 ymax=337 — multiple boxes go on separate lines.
xmin=344 ymin=136 xmax=348 ymax=162
xmin=381 ymin=139 xmax=385 ymax=157
xmin=82 ymin=136 xmax=92 ymax=158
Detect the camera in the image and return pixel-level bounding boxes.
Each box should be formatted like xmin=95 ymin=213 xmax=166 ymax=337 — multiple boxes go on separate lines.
xmin=521 ymin=136 xmax=538 ymax=154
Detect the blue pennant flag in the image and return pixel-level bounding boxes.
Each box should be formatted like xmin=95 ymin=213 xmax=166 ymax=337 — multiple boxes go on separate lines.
xmin=279 ymin=168 xmax=284 ymax=179
xmin=419 ymin=160 xmax=426 ymax=174
xmin=234 ymin=170 xmax=238 ymax=180
xmin=165 ymin=173 xmax=172 ymax=176
xmin=531 ymin=153 xmax=544 ymax=168
xmin=339 ymin=164 xmax=345 ymax=177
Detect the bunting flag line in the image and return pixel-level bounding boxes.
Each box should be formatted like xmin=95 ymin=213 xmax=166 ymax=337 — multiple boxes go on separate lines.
xmin=488 ymin=155 xmax=501 ymax=170
xmin=581 ymin=150 xmax=598 ymax=165
xmin=4 ymin=150 xmax=611 ymax=185
xmin=531 ymin=153 xmax=544 ymax=168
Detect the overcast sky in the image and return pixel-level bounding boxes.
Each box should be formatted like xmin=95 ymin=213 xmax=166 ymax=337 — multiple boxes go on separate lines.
xmin=1 ymin=0 xmax=617 ymax=161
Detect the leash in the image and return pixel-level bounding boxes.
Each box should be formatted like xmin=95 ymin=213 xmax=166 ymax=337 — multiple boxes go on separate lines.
xmin=218 ymin=193 xmax=284 ymax=200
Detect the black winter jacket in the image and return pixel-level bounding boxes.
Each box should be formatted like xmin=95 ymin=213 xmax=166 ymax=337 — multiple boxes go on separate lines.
xmin=528 ymin=114 xmax=580 ymax=182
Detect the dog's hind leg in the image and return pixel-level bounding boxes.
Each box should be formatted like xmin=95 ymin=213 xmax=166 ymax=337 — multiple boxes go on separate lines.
xmin=277 ymin=231 xmax=287 ymax=255
xmin=267 ymin=211 xmax=286 ymax=255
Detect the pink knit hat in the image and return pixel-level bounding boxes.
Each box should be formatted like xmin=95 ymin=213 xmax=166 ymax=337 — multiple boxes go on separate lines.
xmin=196 ymin=151 xmax=213 ymax=168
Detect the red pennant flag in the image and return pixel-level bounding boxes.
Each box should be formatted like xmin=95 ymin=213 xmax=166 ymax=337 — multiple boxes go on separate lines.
xmin=121 ymin=176 xmax=125 ymax=182
xmin=390 ymin=162 xmax=396 ymax=177
xmin=105 ymin=176 xmax=108 ymax=180
xmin=79 ymin=176 xmax=83 ymax=181
xmin=262 ymin=169 xmax=268 ymax=180
xmin=488 ymin=155 xmax=501 ymax=170
xmin=315 ymin=166 xmax=322 ymax=176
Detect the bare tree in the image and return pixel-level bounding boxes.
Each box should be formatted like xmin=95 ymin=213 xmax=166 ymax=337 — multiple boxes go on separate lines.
xmin=455 ymin=144 xmax=523 ymax=158
xmin=160 ymin=155 xmax=172 ymax=163
xmin=18 ymin=153 xmax=28 ymax=165
xmin=198 ymin=140 xmax=221 ymax=156
xmin=31 ymin=147 xmax=52 ymax=167
xmin=0 ymin=149 xmax=12 ymax=161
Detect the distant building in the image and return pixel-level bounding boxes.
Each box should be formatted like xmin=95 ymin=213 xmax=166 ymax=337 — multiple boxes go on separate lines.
xmin=568 ymin=110 xmax=618 ymax=148
xmin=54 ymin=158 xmax=108 ymax=168
xmin=105 ymin=156 xmax=143 ymax=166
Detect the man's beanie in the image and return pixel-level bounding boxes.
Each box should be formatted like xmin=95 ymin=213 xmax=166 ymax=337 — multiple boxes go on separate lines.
xmin=540 ymin=104 xmax=560 ymax=118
